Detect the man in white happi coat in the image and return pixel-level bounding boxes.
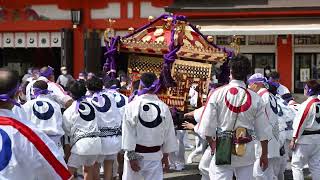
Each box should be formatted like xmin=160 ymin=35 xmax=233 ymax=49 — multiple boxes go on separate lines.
xmin=26 ymin=66 xmax=73 ymax=108
xmin=201 ymin=55 xmax=270 ymax=180
xmin=23 ymin=80 xmax=65 ymax=149
xmin=104 ymin=78 xmax=129 ymax=179
xmin=290 ymin=80 xmax=320 ymax=180
xmin=122 ymin=72 xmax=178 ymax=180
xmin=86 ymin=76 xmax=122 ymax=180
xmin=247 ymin=73 xmax=282 ymax=180
xmin=63 ymin=80 xmax=102 ymax=180
xmin=268 ymin=71 xmax=290 ymax=96
xmin=0 ymin=68 xmax=72 ymax=180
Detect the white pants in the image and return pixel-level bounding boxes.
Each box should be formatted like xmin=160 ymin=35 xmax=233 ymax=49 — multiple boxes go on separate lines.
xmin=187 ymin=135 xmax=207 ymax=163
xmin=253 ymin=157 xmax=281 ymax=180
xmin=169 ymin=130 xmax=185 ymax=166
xmin=291 ymin=144 xmax=320 ymax=180
xmin=209 ymin=156 xmax=253 ymax=180
xmin=198 ymin=147 xmax=212 ymax=180
xmin=122 ymin=159 xmax=163 ymax=180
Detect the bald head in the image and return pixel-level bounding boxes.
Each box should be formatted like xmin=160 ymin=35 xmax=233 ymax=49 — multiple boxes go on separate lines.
xmin=0 ymin=68 xmax=19 ymax=98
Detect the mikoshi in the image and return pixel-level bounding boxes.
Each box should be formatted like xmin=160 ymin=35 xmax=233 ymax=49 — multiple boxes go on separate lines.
xmin=103 ymin=13 xmax=234 ymax=112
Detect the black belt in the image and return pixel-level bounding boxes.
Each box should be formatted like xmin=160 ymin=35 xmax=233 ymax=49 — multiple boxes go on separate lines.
xmin=135 ymin=144 xmax=161 ymax=153
xmin=302 ymin=130 xmax=320 ymax=135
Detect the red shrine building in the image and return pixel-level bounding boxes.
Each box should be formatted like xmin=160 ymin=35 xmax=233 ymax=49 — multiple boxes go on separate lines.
xmin=1 ymin=0 xmax=320 ymax=93
xmin=0 ymin=0 xmax=172 ymax=79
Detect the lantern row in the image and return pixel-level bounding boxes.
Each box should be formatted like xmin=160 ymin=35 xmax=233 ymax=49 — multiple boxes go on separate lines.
xmin=0 ymin=32 xmax=61 ymax=48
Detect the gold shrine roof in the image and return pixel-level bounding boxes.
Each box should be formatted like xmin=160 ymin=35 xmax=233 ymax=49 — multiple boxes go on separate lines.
xmin=120 ymin=25 xmax=227 ymax=63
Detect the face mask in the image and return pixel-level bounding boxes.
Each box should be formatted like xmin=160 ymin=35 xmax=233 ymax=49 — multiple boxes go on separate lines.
xmin=265 ymin=70 xmax=270 ymax=75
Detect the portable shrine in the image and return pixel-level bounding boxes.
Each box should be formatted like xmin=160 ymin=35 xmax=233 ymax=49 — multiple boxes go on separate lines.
xmin=103 ymin=14 xmax=233 ymax=112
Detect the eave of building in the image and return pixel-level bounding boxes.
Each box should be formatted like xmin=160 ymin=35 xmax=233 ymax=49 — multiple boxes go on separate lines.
xmin=166 ymin=6 xmax=320 ymax=19
xmin=0 ymin=0 xmax=173 ymax=9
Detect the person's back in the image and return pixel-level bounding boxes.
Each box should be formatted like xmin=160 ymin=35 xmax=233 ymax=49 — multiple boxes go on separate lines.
xmin=201 ymin=55 xmax=270 ymax=180
xmin=122 ymin=72 xmax=177 ymax=180
xmin=63 ymin=80 xmax=101 ymax=179
xmin=86 ymin=77 xmax=122 ymax=155
xmin=86 ymin=76 xmax=122 ymax=180
xmin=0 ymin=68 xmax=71 ymax=180
xmin=203 ymin=81 xmax=269 ymax=165
xmin=0 ymin=112 xmax=69 ymax=179
xmin=23 ymin=80 xmax=64 ymax=147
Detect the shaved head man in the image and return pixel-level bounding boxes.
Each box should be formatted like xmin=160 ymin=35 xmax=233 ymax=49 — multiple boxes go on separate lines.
xmin=0 ymin=68 xmax=20 ymax=109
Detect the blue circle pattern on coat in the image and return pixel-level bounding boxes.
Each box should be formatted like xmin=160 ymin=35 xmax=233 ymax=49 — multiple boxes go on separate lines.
xmin=0 ymin=128 xmax=12 ymax=171
xmin=114 ymin=93 xmax=126 ymax=108
xmin=91 ymin=94 xmax=111 ymax=113
xmin=32 ymin=101 xmax=54 ymax=120
xmin=138 ymin=103 xmax=162 ymax=128
xmin=78 ymin=102 xmax=96 ymax=121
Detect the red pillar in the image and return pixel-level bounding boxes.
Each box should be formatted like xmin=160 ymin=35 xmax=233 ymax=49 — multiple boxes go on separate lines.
xmin=72 ymin=7 xmax=90 ymax=78
xmin=73 ymin=28 xmax=84 ymax=78
xmin=277 ymin=35 xmax=293 ymax=91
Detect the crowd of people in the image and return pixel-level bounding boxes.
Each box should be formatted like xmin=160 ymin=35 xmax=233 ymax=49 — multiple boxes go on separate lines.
xmin=0 ymin=54 xmax=319 ymax=180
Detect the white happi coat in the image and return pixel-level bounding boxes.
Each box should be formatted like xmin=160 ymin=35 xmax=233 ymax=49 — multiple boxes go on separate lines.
xmin=87 ymin=92 xmax=122 ymax=155
xmin=23 ymin=94 xmax=64 ymax=144
xmin=256 ymin=88 xmax=281 ymax=158
xmin=292 ymin=96 xmax=320 ymax=144
xmin=0 ymin=109 xmax=70 ymax=180
xmin=106 ymin=89 xmax=128 ymax=117
xmin=201 ymin=80 xmax=271 ymax=167
xmin=26 ymin=76 xmax=72 ymax=107
xmin=12 ymin=105 xmax=28 ymax=123
xmin=276 ymin=96 xmax=296 ymax=142
xmin=193 ymin=106 xmax=205 ymax=137
xmin=122 ymin=94 xmax=178 ymax=160
xmin=63 ymin=100 xmax=101 ymax=155
xmin=277 ymin=84 xmax=290 ymax=96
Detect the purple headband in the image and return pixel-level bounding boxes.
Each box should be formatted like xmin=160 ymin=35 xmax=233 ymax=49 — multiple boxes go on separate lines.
xmin=32 ymin=88 xmax=52 ymax=98
xmin=128 ymin=90 xmax=138 ymax=103
xmin=137 ymin=79 xmax=160 ymax=96
xmin=247 ymin=77 xmax=267 ymax=85
xmin=40 ymin=66 xmax=54 ymax=78
xmin=268 ymin=81 xmax=280 ymax=88
xmin=304 ymin=84 xmax=318 ymax=96
xmin=109 ymin=84 xmax=119 ymax=91
xmin=0 ymin=84 xmax=20 ymax=107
